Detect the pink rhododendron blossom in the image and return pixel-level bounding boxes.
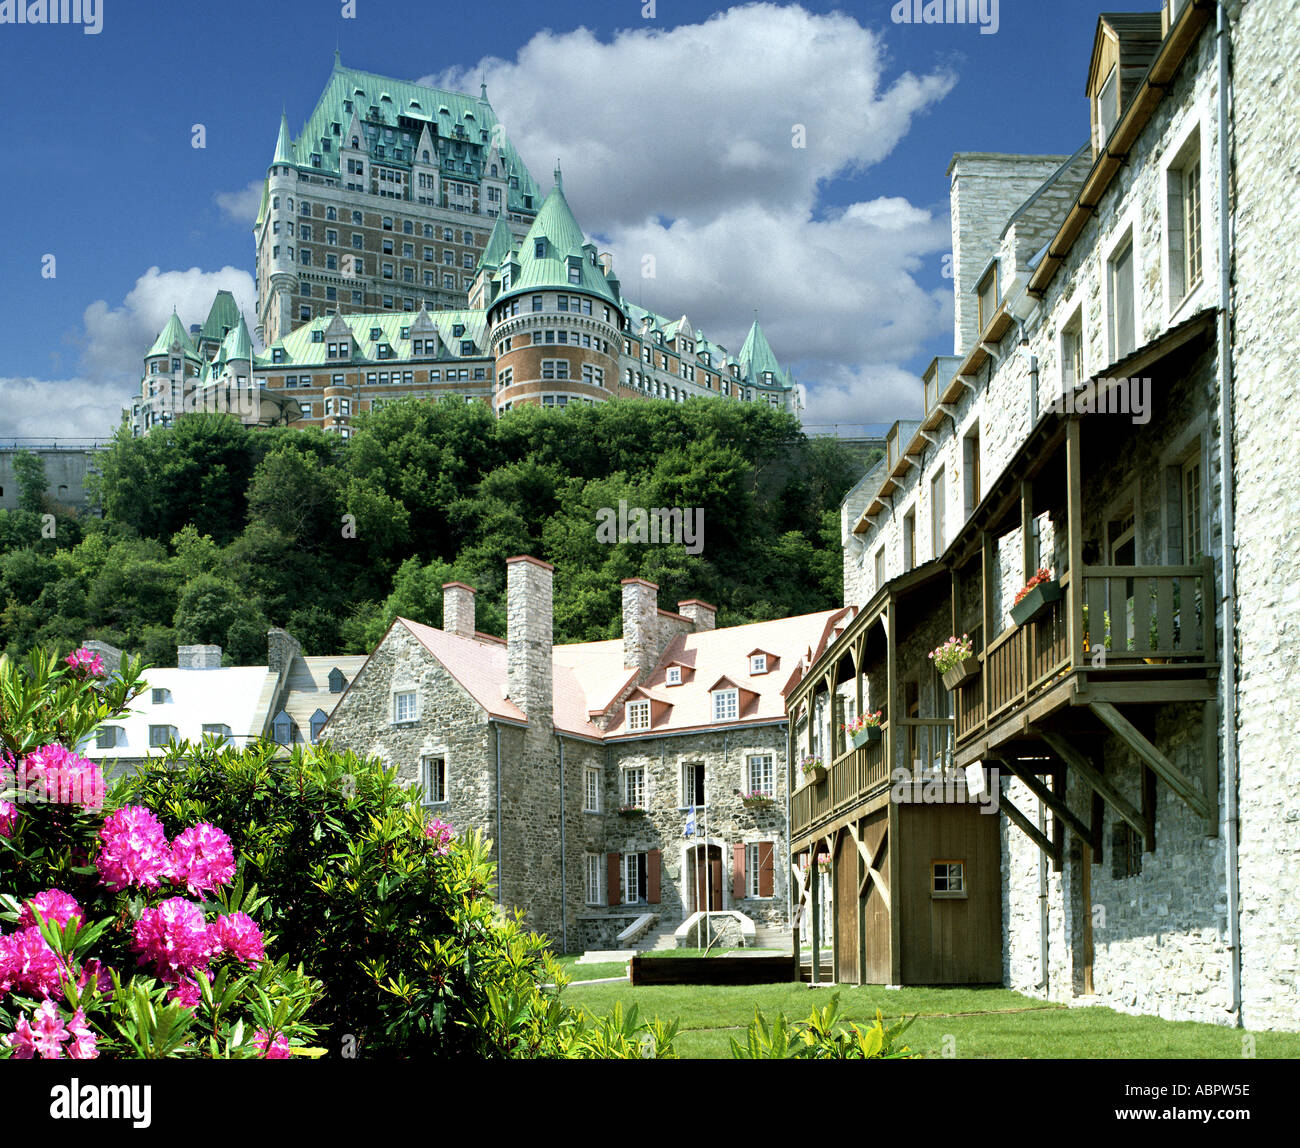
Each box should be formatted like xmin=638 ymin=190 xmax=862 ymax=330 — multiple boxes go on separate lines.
xmin=3 ymin=999 xmax=71 ymax=1059
xmin=169 ymin=822 xmax=235 ymax=897
xmin=212 ymin=912 xmax=264 ymax=967
xmin=97 ymin=805 xmax=173 ymax=892
xmin=0 ymin=927 xmax=66 ymax=999
xmin=132 ymin=898 xmax=216 ymax=982
xmin=65 ymin=1008 xmax=98 ymax=1059
xmin=18 ymin=745 xmax=105 ymax=809
xmin=254 ymin=1027 xmax=291 ymax=1059
xmin=0 ymin=800 xmax=16 ymax=839
xmin=18 ymin=890 xmax=83 ymax=932
xmin=424 ymin=818 xmax=454 ymax=855
xmin=64 ymin=647 xmax=106 ymax=678
xmin=75 ymin=958 xmax=113 ymax=999
xmin=166 ymin=976 xmax=202 ymax=1009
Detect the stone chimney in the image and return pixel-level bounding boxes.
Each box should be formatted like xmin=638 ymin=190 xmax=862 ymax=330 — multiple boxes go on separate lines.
xmin=177 ymin=644 xmax=223 ymax=669
xmin=622 ymin=577 xmax=660 ymax=677
xmin=506 ymin=557 xmax=553 ymax=739
xmin=442 ymin=581 xmax=477 ymax=638
xmin=266 ymin=628 xmax=302 ymax=675
xmin=677 ymin=599 xmax=717 ymax=632
xmin=84 ymin=639 xmax=124 ymax=675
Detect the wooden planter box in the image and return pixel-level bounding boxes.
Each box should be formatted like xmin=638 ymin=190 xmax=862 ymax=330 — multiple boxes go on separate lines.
xmin=802 ymin=766 xmax=827 ymax=785
xmin=617 ymin=807 xmax=646 ymax=816
xmin=850 ymin=726 xmax=882 ymax=749
xmin=741 ymin=797 xmax=775 ymax=809
xmin=941 ymin=656 xmax=981 ymax=691
xmin=1010 ymin=579 xmax=1063 ymax=627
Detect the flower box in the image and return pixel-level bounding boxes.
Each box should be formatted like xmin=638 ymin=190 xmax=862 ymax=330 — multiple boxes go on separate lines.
xmin=617 ymin=806 xmax=646 ymax=816
xmin=741 ymin=795 xmax=775 ymax=808
xmin=803 ymin=765 xmax=827 ymax=785
xmin=850 ymin=726 xmax=882 ymax=749
xmin=1010 ymin=578 xmax=1062 ymax=627
xmin=941 ymin=656 xmax=982 ymax=691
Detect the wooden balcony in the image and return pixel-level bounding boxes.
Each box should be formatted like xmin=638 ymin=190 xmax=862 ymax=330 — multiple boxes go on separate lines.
xmin=791 ymin=718 xmax=955 ymax=845
xmin=953 ymin=560 xmax=1217 ymax=766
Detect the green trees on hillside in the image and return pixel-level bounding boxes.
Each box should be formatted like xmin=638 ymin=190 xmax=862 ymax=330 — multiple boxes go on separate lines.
xmin=0 ymin=400 xmax=866 ymax=660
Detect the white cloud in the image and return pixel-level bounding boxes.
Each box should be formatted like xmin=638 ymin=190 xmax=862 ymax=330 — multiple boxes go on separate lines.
xmin=0 ymin=266 xmax=256 ymax=438
xmin=0 ymin=376 xmax=134 ymax=439
xmin=422 ymin=3 xmax=958 ymax=424
xmin=214 ymin=179 xmax=264 ymax=227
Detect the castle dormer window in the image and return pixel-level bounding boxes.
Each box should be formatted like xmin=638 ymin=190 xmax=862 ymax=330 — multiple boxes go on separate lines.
xmin=328 ymin=668 xmax=347 ymax=693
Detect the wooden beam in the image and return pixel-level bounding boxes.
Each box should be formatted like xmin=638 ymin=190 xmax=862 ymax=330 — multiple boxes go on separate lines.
xmin=981 ymin=531 xmax=995 ymax=723
xmin=995 ymin=754 xmax=1093 ymax=843
xmin=1066 ymin=418 xmax=1084 ymax=669
xmin=849 ymin=821 xmax=890 ymax=911
xmin=887 ymin=799 xmax=901 ymax=985
xmin=1040 ymin=731 xmax=1146 ymax=838
xmin=1000 ymin=791 xmax=1056 ymax=858
xmin=1089 ymin=700 xmax=1211 ymax=820
xmin=1142 ymin=766 xmax=1157 ymax=854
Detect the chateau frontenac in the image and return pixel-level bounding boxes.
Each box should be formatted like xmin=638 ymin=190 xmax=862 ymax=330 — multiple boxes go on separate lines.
xmin=132 ymin=57 xmax=802 ymax=437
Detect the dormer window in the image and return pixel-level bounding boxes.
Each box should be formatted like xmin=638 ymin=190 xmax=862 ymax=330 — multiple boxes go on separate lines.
xmin=976 ymin=262 xmax=1000 ymax=332
xmin=328 ymin=668 xmax=347 ymax=693
xmin=750 ymin=654 xmax=768 ymax=675
xmin=627 ymin=700 xmax=651 ymax=731
xmin=309 ymin=708 xmax=329 ymax=743
xmin=666 ymin=667 xmax=682 ymax=686
xmin=271 ymin=710 xmax=293 ymax=746
xmin=711 ymin=688 xmax=739 ymax=722
xmin=534 ymin=239 xmax=547 ymax=258
xmin=1097 ymin=66 xmax=1119 ymax=151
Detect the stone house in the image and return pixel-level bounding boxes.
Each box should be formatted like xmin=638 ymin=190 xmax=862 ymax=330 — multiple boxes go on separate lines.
xmin=321 ymin=557 xmax=848 ymax=952
xmin=789 ymin=0 xmax=1300 ymax=1030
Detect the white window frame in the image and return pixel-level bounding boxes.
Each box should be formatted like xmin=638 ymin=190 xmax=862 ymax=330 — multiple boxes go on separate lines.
xmin=623 ymin=767 xmax=645 ymax=809
xmin=393 ymin=689 xmax=418 ymax=723
xmin=930 ymin=468 xmax=946 ymax=558
xmin=627 ymin=699 xmax=651 ymax=731
xmin=749 ymin=654 xmax=768 ymax=675
xmin=1104 ymin=213 xmax=1140 ymax=366
xmin=624 ymin=852 xmax=646 ymax=904
xmin=680 ymin=761 xmax=705 ymax=810
xmin=746 ymin=840 xmax=775 ymax=899
xmin=584 ymin=854 xmax=603 ymax=906
xmin=711 ymin=688 xmax=739 ymax=722
xmin=421 ymin=753 xmax=447 ymax=805
xmin=747 ymin=753 xmax=774 ymax=797
xmin=665 ymin=666 xmax=682 ymax=686
xmin=1161 ymin=110 xmax=1211 ymax=325
xmin=583 ymin=766 xmax=601 ymax=813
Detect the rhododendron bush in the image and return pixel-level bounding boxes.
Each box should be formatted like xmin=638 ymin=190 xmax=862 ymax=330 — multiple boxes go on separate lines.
xmin=0 ymin=649 xmax=320 ymax=1059
xmin=3 ymin=648 xmax=677 ymax=1060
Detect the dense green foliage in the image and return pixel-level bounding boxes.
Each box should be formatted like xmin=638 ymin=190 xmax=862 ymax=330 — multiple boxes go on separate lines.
xmin=730 ymin=994 xmax=917 ymax=1059
xmin=0 ymin=401 xmax=866 ymax=659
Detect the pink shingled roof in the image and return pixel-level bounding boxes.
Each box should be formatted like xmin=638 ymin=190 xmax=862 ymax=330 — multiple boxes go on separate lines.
xmin=394 ymin=606 xmax=852 ymax=742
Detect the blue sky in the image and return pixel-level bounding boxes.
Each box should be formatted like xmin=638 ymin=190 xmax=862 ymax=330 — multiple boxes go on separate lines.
xmin=0 ymin=0 xmax=1162 ymax=436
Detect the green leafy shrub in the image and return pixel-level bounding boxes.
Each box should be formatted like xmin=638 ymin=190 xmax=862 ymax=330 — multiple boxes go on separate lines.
xmin=731 ymin=993 xmax=918 ymax=1059
xmin=0 ymin=648 xmax=321 ymax=1059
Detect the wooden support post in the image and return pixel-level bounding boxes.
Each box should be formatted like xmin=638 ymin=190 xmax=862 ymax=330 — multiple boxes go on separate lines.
xmin=1066 ymin=418 xmax=1085 ymax=669
xmin=1142 ymin=766 xmax=1157 ymax=855
xmin=1090 ymin=700 xmax=1210 ymax=820
xmin=809 ymin=849 xmax=820 ymax=984
xmin=1041 ymin=731 xmax=1146 ymax=838
xmin=1021 ymin=479 xmax=1035 ymax=702
xmin=981 ymin=531 xmax=995 ymax=722
xmin=1050 ymin=768 xmax=1064 ymax=872
xmin=855 ymin=819 xmax=867 ymax=985
xmin=996 ymin=754 xmax=1093 ymax=843
xmin=1091 ymin=792 xmax=1105 ymax=859
xmin=828 ymin=832 xmax=840 ymax=984
xmin=1081 ymin=838 xmax=1094 ymax=996
xmin=1000 ymin=792 xmax=1057 ymax=858
xmin=887 ymin=798 xmax=902 ymax=986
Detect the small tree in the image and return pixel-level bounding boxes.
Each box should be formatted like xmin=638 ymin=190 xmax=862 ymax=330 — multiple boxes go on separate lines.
xmin=12 ymin=451 xmax=47 ymax=515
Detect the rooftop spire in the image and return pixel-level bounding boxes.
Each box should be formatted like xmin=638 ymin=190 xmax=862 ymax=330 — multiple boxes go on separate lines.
xmin=272 ymin=111 xmax=294 ymax=166
xmin=480 ymin=77 xmax=488 ymax=101
xmin=554 ymin=159 xmax=563 ymax=191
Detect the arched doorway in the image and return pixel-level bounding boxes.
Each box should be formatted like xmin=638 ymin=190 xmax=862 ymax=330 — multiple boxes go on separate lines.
xmin=686 ymin=843 xmax=724 ymax=914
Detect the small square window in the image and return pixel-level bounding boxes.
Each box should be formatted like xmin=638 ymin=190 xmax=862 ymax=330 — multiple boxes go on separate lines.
xmin=627 ymin=700 xmax=651 ymax=731
xmin=712 ymin=689 xmax=738 ymax=722
xmin=932 ymin=860 xmax=966 ymax=898
xmin=394 ymin=690 xmax=418 ymax=723
xmin=666 ymin=667 xmax=682 ymax=686
xmin=749 ymin=654 xmax=767 ymax=675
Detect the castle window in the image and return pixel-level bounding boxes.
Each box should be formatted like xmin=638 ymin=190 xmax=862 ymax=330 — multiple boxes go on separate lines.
xmin=747 ymin=754 xmax=774 ymax=797
xmin=932 ymin=860 xmax=966 ymax=898
xmin=711 ymin=689 xmax=739 ymax=722
xmin=745 ymin=842 xmax=776 ymax=899
xmin=421 ymin=755 xmax=447 ymax=804
xmin=624 ymin=852 xmax=647 ymax=903
xmin=750 ymin=654 xmax=767 ymax=675
xmin=666 ymin=666 xmax=681 ymax=685
xmin=584 ymin=767 xmax=600 ymax=813
xmin=584 ymin=854 xmax=603 ymax=905
xmin=393 ymin=690 xmax=418 ymax=724
xmin=627 ymin=700 xmax=651 ymax=732
xmin=681 ymin=762 xmax=705 ymax=809
xmin=623 ymin=767 xmax=646 ymax=808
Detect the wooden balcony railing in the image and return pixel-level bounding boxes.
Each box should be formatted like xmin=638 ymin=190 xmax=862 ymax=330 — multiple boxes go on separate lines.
xmin=954 ymin=560 xmax=1215 ymax=744
xmin=791 ymin=721 xmax=891 ymax=842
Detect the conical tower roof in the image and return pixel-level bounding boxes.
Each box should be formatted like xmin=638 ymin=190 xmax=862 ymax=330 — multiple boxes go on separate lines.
xmin=272 ymin=112 xmax=295 ymax=166
xmin=738 ymin=319 xmax=791 ymax=388
xmin=217 ymin=315 xmax=255 ymax=365
xmin=200 ymin=291 xmax=242 ymax=344
xmin=477 ymin=215 xmax=515 ymax=272
xmin=147 ymin=311 xmax=196 ymax=359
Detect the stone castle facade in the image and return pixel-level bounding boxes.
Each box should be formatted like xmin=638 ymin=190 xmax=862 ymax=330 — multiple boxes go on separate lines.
xmin=321 ymin=557 xmax=848 ymax=951
xmin=800 ymin=0 xmax=1299 ymax=1030
xmin=132 ymin=58 xmax=802 ymax=436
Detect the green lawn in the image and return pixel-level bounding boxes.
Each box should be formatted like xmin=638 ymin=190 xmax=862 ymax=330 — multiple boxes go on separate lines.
xmin=561 ymin=980 xmax=1300 ymax=1059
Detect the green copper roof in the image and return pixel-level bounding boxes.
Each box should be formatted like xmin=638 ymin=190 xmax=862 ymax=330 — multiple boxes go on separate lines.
xmin=272 ymin=112 xmax=295 ymax=166
xmin=254 ymin=178 xmax=270 ymax=229
xmin=491 ymin=181 xmax=620 ymax=308
xmin=147 ymin=312 xmax=197 ymax=359
xmin=738 ymin=320 xmax=792 ymax=389
xmin=216 ymin=316 xmax=255 ymax=365
xmin=267 ymin=309 xmax=490 ymax=367
xmin=287 ymin=59 xmax=541 ymax=215
xmin=477 ymin=215 xmax=515 ymax=272
xmin=200 ymin=291 xmax=242 ymax=344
